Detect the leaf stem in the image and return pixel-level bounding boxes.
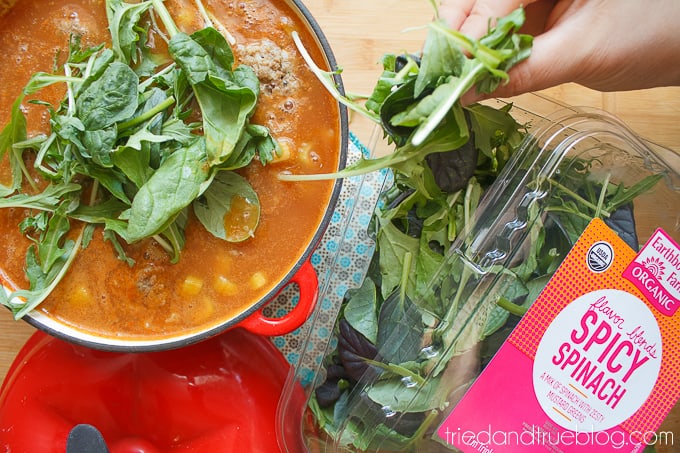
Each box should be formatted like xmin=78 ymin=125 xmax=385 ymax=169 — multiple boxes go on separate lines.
xmin=496 ymin=296 xmax=528 ymax=316
xmin=34 ymin=133 xmax=58 ymax=177
xmin=193 ymin=0 xmax=236 ymax=45
xmin=411 ymin=62 xmax=485 ymax=146
xmin=463 ymin=179 xmax=475 ymax=235
xmin=13 ymin=148 xmax=39 ymax=191
xmin=446 ymin=191 xmax=462 ymax=241
xmin=278 ymin=139 xmax=428 ymax=182
xmin=63 ymin=64 xmax=78 ymax=117
xmin=152 ymin=233 xmax=174 ymax=255
xmin=403 ymin=410 xmax=441 ymax=449
xmin=151 ymin=0 xmax=179 ymax=38
xmin=544 ymin=205 xmax=596 ymax=223
xmin=291 ymin=31 xmax=379 ymax=124
xmin=594 ymin=172 xmax=611 ymax=218
xmin=549 ymin=178 xmax=611 ymax=217
xmin=399 ymin=251 xmax=413 ymax=303
xmin=363 ymin=358 xmax=426 ymax=385
xmin=117 ymin=96 xmax=175 ymax=132
xmin=277 ymin=160 xmax=386 ymax=181
xmin=193 ymin=0 xmax=213 ymax=28
xmin=139 ymin=62 xmax=176 ymax=92
xmin=88 ymin=179 xmax=100 ymax=206
xmin=434 ymin=263 xmax=472 ymax=340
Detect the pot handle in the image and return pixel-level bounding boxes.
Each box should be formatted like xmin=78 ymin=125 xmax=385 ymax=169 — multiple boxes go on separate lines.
xmin=238 ymin=259 xmax=318 ymax=337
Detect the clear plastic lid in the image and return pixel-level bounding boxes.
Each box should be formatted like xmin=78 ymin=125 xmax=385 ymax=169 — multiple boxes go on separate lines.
xmin=277 ymin=95 xmax=680 ymax=452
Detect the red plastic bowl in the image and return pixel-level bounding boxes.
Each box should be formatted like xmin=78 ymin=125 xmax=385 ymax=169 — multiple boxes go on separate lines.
xmin=0 ymin=328 xmax=305 ymax=452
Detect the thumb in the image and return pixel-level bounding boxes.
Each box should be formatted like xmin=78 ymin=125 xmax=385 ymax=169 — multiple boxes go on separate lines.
xmin=479 ymin=33 xmax=577 ymax=100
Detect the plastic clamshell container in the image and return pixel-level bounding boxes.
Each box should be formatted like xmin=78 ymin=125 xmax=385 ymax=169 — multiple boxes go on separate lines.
xmin=277 ymin=94 xmax=680 ymax=452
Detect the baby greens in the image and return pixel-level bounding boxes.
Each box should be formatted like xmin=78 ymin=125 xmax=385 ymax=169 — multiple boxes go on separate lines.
xmin=0 ymin=0 xmax=276 ymax=318
xmin=301 ymin=5 xmax=664 ymax=452
xmin=298 ymin=7 xmax=533 ymax=449
xmin=282 ymin=7 xmax=531 ymax=183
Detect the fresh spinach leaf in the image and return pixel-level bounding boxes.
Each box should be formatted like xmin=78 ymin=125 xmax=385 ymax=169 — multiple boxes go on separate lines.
xmin=126 ymin=137 xmax=209 ymax=241
xmin=193 ymin=81 xmax=257 ymax=165
xmin=76 ymin=62 xmax=140 ymax=130
xmin=80 ymin=165 xmax=130 ymax=204
xmin=190 ymin=26 xmax=235 ymax=73
xmin=414 ymin=25 xmax=465 ymax=97
xmin=192 ymin=170 xmax=260 ymax=242
xmin=70 ymin=197 xmax=129 ymax=223
xmin=82 ymin=127 xmax=118 ymax=167
xmin=111 ymin=145 xmax=151 ymax=188
xmin=223 ymin=123 xmax=278 ymax=168
xmin=343 ymin=277 xmax=379 ymax=344
xmin=167 ymin=28 xmax=267 ymax=168
xmin=366 ymin=376 xmax=441 ymax=414
xmin=376 ymin=290 xmax=424 ymax=364
xmin=426 ymin=139 xmax=477 ymax=193
xmin=376 ymin=221 xmax=419 ymax=299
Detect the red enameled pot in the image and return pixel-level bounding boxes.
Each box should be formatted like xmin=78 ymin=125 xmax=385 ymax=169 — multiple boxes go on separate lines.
xmin=10 ymin=0 xmax=348 ymax=352
xmin=0 ymin=328 xmax=307 ymax=452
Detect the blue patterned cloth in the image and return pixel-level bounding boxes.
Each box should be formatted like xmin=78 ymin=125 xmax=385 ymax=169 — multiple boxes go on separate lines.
xmin=263 ymin=133 xmax=389 ymax=386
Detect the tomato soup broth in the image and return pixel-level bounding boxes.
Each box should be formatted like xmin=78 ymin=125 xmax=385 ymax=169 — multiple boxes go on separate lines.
xmin=0 ymin=0 xmax=342 ymax=339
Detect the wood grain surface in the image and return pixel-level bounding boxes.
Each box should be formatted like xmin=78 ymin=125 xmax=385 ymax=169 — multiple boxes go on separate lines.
xmin=1 ymin=1 xmax=679 ymax=446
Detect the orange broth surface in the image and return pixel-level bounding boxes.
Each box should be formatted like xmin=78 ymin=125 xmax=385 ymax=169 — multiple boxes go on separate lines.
xmin=0 ymin=0 xmax=341 ymax=339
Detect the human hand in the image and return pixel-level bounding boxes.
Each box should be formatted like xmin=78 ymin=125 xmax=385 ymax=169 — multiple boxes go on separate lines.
xmin=439 ymin=0 xmax=680 ymax=99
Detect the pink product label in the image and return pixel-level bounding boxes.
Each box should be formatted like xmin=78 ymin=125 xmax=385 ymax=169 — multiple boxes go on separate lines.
xmin=436 ymin=221 xmax=679 ymax=453
xmin=437 ymin=344 xmax=643 ymax=453
xmin=623 ymin=229 xmax=680 ymax=316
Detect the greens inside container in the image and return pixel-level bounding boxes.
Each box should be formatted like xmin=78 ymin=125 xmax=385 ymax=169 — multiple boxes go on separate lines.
xmin=275 ymin=3 xmax=680 ymax=452
xmin=293 ymin=100 xmax=679 ymax=452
